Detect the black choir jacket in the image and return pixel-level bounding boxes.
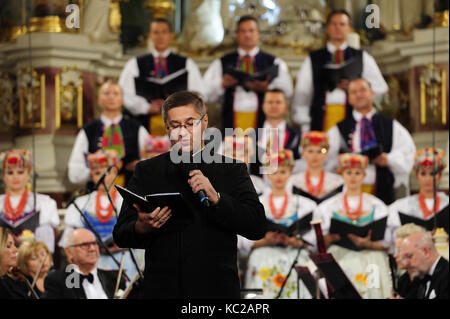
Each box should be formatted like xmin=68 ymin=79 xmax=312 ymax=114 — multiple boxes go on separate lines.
xmin=42 ymin=268 xmax=125 ymax=299
xmin=113 ymin=150 xmax=267 ymax=299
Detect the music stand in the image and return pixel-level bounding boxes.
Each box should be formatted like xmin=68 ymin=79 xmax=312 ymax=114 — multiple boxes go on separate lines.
xmin=309 ymin=253 xmax=362 ymax=299
xmin=295 ymin=265 xmax=326 ymax=299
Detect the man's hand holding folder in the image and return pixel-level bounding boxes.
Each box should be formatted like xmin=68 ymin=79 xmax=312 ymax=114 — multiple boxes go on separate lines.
xmin=134 ymin=204 xmax=172 ymax=234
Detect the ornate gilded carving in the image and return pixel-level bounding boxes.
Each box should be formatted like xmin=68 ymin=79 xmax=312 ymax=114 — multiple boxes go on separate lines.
xmin=17 ymin=67 xmax=45 ymax=129
xmin=109 ymin=0 xmax=123 ymax=34
xmin=420 ymin=64 xmax=447 ymax=126
xmin=0 ymin=73 xmax=18 ymax=130
xmin=55 ymin=66 xmax=83 ymax=129
xmin=145 ymin=0 xmax=175 ymax=19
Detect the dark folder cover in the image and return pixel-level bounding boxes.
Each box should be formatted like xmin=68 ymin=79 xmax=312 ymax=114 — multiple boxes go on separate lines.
xmin=292 ymin=185 xmax=343 ymax=204
xmin=115 ymin=185 xmax=186 ymax=216
xmin=329 ymin=217 xmax=387 ymax=251
xmin=361 ymin=144 xmax=383 ymax=161
xmin=399 ymin=205 xmax=449 ymax=232
xmin=323 ymin=58 xmax=361 ymax=91
xmin=134 ymin=69 xmax=188 ymax=101
xmin=309 ymin=253 xmax=362 ymax=299
xmin=224 ymin=64 xmax=278 ymax=91
xmin=266 ymin=212 xmax=313 ymax=236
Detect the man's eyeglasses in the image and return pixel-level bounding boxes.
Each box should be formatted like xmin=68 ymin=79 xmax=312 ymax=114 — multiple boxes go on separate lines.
xmin=69 ymin=241 xmax=98 ymax=250
xmin=166 ymin=114 xmax=205 ymax=133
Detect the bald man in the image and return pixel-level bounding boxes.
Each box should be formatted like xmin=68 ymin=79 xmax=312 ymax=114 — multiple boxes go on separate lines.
xmin=399 ymin=232 xmax=449 ymax=299
xmin=43 ymin=229 xmax=125 ymax=299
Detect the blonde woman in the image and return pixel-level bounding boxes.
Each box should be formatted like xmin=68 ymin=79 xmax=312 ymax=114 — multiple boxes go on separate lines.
xmin=0 ymin=150 xmax=60 ymax=253
xmin=16 ymin=240 xmax=52 ymax=297
xmin=313 ymin=153 xmax=393 ymax=299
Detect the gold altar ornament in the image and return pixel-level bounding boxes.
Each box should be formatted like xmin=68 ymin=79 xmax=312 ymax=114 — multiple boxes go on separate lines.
xmin=145 ymin=0 xmax=175 ymax=19
xmin=18 ymin=67 xmax=46 ymax=129
xmin=420 ymin=64 xmax=447 ymax=126
xmin=55 ymin=66 xmax=83 ymax=129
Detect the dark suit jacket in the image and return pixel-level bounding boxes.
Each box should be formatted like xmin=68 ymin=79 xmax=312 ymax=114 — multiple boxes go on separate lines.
xmin=424 ymin=257 xmax=449 ymax=299
xmin=398 ymin=272 xmax=421 ymax=299
xmin=113 ymin=151 xmax=267 ymax=299
xmin=42 ymin=268 xmax=125 ymax=299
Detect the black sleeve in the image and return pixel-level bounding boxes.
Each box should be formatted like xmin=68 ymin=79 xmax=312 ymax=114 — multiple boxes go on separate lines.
xmin=209 ymin=162 xmax=267 ymax=240
xmin=113 ymin=161 xmax=155 ymax=249
xmin=41 ymin=271 xmax=63 ymax=299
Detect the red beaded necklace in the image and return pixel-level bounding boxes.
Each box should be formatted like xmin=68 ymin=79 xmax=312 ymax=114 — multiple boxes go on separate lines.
xmin=305 ymin=170 xmax=325 ymax=197
xmin=418 ymin=192 xmax=440 ymax=219
xmin=343 ymin=193 xmax=364 ymax=221
xmin=4 ymin=190 xmax=29 ymax=221
xmin=95 ymin=190 xmax=117 ymax=224
xmin=269 ymin=192 xmax=289 ymax=219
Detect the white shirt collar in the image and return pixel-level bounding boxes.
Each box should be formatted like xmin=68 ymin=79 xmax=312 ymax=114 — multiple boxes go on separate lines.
xmin=263 ymin=120 xmax=286 ymax=130
xmin=152 ymin=49 xmax=171 ymax=58
xmin=327 ymin=42 xmax=348 ymax=53
xmin=237 ymin=46 xmax=260 ymax=57
xmin=429 ymin=256 xmax=441 ymax=276
xmin=100 ymin=114 xmax=123 ymax=127
xmin=352 ymin=108 xmax=377 ymax=122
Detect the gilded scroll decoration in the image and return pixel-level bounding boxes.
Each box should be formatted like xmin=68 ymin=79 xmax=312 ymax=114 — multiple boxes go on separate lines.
xmin=55 ymin=66 xmax=83 ymax=129
xmin=0 ymin=73 xmax=18 ymax=129
xmin=17 ymin=67 xmax=45 ymax=129
xmin=420 ymin=64 xmax=448 ymax=126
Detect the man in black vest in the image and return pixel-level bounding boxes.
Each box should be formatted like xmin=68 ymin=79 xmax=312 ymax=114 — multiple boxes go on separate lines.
xmin=113 ymin=91 xmax=266 ymax=299
xmin=399 ymin=231 xmax=449 ymax=299
xmin=203 ymin=16 xmax=293 ymax=135
xmin=67 ymin=81 xmax=149 ymax=188
xmin=119 ymin=18 xmax=204 ymax=136
xmin=292 ymin=9 xmax=388 ymax=133
xmin=43 ymin=228 xmax=126 ymax=299
xmin=326 ymin=78 xmax=415 ymax=205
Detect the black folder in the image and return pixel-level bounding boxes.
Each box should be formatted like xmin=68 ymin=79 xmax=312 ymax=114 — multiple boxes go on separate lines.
xmin=292 ymin=185 xmax=343 ymax=204
xmin=323 ymin=58 xmax=361 ymax=91
xmin=115 ymin=185 xmax=186 ymax=216
xmin=329 ymin=217 xmax=387 ymax=251
xmin=361 ymin=144 xmax=383 ymax=161
xmin=399 ymin=205 xmax=449 ymax=233
xmin=266 ymin=212 xmax=313 ymax=236
xmin=309 ymin=253 xmax=362 ymax=299
xmin=134 ymin=68 xmax=188 ymax=101
xmin=224 ymin=64 xmax=278 ymax=91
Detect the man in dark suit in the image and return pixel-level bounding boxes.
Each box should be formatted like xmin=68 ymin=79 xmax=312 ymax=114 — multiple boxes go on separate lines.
xmin=400 ymin=231 xmax=449 ymax=299
xmin=113 ymin=91 xmax=266 ymax=299
xmin=43 ymin=229 xmax=125 ymax=299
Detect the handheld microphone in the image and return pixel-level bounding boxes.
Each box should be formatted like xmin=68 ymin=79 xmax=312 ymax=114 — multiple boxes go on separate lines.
xmin=193 ymin=177 xmax=210 ymax=207
xmin=181 ymin=155 xmax=210 ymax=207
xmin=93 ymin=165 xmax=113 ymax=190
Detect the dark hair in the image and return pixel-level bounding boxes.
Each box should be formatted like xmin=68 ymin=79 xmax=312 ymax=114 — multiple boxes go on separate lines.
xmin=162 ymin=91 xmax=206 ymax=124
xmin=265 ymin=88 xmax=286 ymax=96
xmin=150 ymin=18 xmax=172 ymax=32
xmin=237 ymin=15 xmax=259 ymax=30
xmin=326 ymin=9 xmax=352 ymax=25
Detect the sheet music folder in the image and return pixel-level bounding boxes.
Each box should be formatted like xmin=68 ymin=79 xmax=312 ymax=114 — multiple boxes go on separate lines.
xmin=329 ymin=217 xmax=387 ymax=251
xmin=399 ymin=205 xmax=449 ymax=232
xmin=266 ymin=212 xmax=313 ymax=236
xmin=323 ymin=58 xmax=361 ymax=90
xmin=292 ymin=185 xmax=343 ymax=204
xmin=134 ymin=68 xmax=188 ymax=101
xmin=224 ymin=64 xmax=278 ymax=91
xmin=309 ymin=253 xmax=362 ymax=299
xmin=115 ymin=185 xmax=186 ymax=217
